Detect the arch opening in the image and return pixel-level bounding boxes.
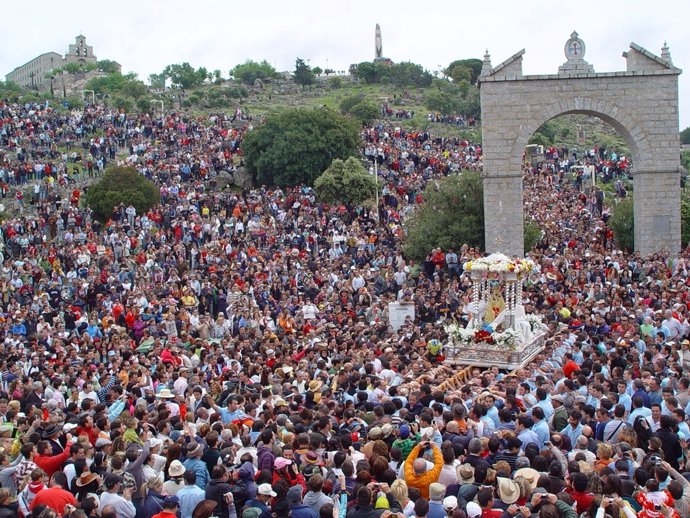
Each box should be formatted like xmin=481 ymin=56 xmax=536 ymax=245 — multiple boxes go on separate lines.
xmin=521 ymin=114 xmax=635 ymax=254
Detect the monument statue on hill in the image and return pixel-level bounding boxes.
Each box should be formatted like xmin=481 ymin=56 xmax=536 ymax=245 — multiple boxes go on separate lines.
xmin=375 ymin=24 xmax=383 ymax=59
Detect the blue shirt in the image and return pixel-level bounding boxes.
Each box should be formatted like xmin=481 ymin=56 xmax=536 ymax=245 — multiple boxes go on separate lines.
xmin=628 ymin=406 xmax=652 ymax=425
xmin=218 ymin=407 xmax=248 ymax=424
xmin=183 ymin=458 xmax=209 ymax=490
xmin=533 ymin=399 xmax=554 ymax=420
xmin=518 ymin=429 xmax=541 ymax=450
xmin=532 ymin=420 xmax=550 ymax=447
xmin=586 ymin=395 xmax=601 ymax=411
xmin=618 ymin=393 xmax=632 ymax=413
xmin=428 ymin=501 xmax=446 ymax=518
xmin=560 ymin=422 xmax=583 ymax=446
xmin=486 ymin=405 xmax=500 ymax=428
xmin=177 ymin=484 xmax=206 ymax=518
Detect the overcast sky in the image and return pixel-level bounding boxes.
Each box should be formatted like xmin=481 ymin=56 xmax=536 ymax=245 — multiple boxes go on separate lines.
xmin=3 ymin=0 xmax=689 ymax=128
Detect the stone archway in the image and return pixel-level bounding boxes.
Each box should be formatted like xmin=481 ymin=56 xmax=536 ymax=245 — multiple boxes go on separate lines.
xmin=479 ymin=33 xmax=682 ymax=257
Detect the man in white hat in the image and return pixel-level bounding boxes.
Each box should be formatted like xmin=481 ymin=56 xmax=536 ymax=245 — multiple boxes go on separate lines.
xmin=244 ymin=483 xmax=276 ymax=518
xmin=157 ymin=388 xmax=180 ymax=417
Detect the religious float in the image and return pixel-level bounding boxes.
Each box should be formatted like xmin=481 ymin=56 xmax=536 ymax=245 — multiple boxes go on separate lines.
xmin=444 ymin=254 xmax=548 ymax=370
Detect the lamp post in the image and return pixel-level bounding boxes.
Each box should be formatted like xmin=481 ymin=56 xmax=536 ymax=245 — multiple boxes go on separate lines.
xmin=81 ymin=89 xmax=95 ymax=105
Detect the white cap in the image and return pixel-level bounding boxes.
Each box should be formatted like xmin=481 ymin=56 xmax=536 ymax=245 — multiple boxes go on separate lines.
xmin=466 ymin=502 xmax=481 ymax=518
xmin=257 ymin=483 xmax=277 ymax=497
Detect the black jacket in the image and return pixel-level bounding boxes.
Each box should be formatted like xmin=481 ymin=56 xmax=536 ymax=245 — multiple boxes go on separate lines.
xmin=655 ymin=428 xmax=682 ymax=470
xmin=206 ymin=478 xmax=234 ymax=518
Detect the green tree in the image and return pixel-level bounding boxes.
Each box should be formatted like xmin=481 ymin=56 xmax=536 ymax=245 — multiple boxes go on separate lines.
xmin=389 ymin=62 xmax=433 ymax=88
xmin=457 ymin=85 xmax=481 ymax=119
xmin=136 ymin=98 xmax=152 ymax=114
xmin=403 ymin=173 xmax=542 ymax=260
xmin=314 ymin=157 xmax=378 ymax=206
xmin=324 ymin=68 xmax=335 ymax=76
xmin=112 ymin=97 xmax=133 ymax=112
xmin=97 ymin=60 xmax=120 ymax=74
xmin=340 ymin=95 xmax=365 ymax=114
xmin=86 ymin=73 xmax=148 ymax=100
xmin=63 ymin=96 xmax=84 ymax=109
xmin=348 ymin=100 xmax=379 ymax=125
xmin=523 ymin=220 xmax=543 ymax=252
xmin=0 ymin=81 xmax=21 ymax=97
xmin=529 ymin=133 xmax=552 ymax=147
xmin=162 ymin=63 xmax=208 ymax=89
xmin=683 ymin=196 xmax=690 ymax=249
xmin=446 ymin=64 xmax=471 ymax=83
xmin=242 ymin=107 xmax=360 ymax=187
xmin=353 ymin=62 xmax=383 ymax=84
xmin=682 ymin=126 xmax=690 ymax=145
xmin=57 ymin=62 xmax=97 ymax=74
xmin=446 ymin=59 xmax=483 ymax=85
xmin=121 ymin=80 xmax=148 ymax=99
xmin=294 ymin=58 xmax=315 ymax=86
xmin=212 ymin=69 xmax=223 ymax=84
xmin=86 ymin=73 xmax=126 ymax=95
xmin=425 ymin=90 xmax=459 ymax=115
xmin=403 ymin=172 xmax=485 ymax=260
xmin=609 ymin=198 xmax=634 ymax=252
xmin=148 ymin=73 xmax=166 ymax=89
xmin=682 ymin=150 xmax=690 ymax=172
xmin=85 ymin=166 xmax=160 ymax=222
xmin=312 ymin=66 xmax=323 ymax=76
xmin=329 ymin=77 xmax=342 ymax=89
xmin=230 ymin=60 xmax=278 ymax=85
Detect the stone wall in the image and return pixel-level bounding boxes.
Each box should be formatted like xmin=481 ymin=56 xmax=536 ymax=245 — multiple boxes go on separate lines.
xmin=479 ymin=42 xmax=681 ymax=257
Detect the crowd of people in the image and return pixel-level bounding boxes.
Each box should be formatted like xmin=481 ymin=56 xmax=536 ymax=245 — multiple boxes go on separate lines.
xmin=0 ymin=96 xmax=687 ymax=518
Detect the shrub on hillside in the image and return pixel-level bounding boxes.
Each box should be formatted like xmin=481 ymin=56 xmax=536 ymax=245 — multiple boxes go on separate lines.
xmin=85 ymin=166 xmax=160 ymax=222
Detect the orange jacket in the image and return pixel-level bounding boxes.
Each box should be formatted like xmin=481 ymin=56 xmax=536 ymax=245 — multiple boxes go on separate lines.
xmin=403 ymin=443 xmax=443 ymax=499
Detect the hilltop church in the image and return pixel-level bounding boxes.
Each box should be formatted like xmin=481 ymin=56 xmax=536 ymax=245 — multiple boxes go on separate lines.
xmin=5 ymin=35 xmax=117 ymax=89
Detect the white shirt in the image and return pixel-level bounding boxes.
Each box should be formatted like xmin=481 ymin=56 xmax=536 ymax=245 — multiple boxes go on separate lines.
xmin=302 ymin=304 xmax=319 ymax=320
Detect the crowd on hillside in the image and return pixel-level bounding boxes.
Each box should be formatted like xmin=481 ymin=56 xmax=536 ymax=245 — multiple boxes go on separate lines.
xmin=0 ymin=97 xmax=687 ymax=518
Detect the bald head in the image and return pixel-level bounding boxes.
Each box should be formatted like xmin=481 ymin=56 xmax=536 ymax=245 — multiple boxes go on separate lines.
xmin=413 ymin=458 xmax=427 ymax=475
xmin=446 ymin=421 xmax=459 ymax=434
xmin=576 ymin=435 xmax=589 ymax=448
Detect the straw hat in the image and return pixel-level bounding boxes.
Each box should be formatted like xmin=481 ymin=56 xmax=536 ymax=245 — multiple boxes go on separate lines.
xmin=168 ymin=460 xmax=185 ymax=477
xmin=513 ymin=467 xmax=539 ymax=489
xmin=497 ymin=477 xmax=520 ymax=504
xmin=457 ymin=463 xmax=475 ymax=483
xmin=75 ymin=472 xmax=98 ymax=487
xmin=157 ymin=388 xmax=175 ymax=399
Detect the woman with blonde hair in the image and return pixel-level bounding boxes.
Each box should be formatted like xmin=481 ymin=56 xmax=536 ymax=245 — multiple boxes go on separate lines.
xmin=594 ymin=443 xmax=614 ymax=473
xmin=0 ymin=487 xmax=19 ymax=517
xmin=140 ymin=476 xmax=166 ymax=518
xmin=390 ymin=479 xmax=415 ymax=517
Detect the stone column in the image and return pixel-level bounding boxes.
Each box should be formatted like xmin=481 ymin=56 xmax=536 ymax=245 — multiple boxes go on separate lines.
xmin=633 ymin=170 xmax=681 ymax=256
xmin=483 ymin=174 xmax=524 ymax=257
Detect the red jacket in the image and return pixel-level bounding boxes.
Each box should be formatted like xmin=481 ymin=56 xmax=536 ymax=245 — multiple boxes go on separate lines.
xmin=570 ymin=491 xmax=594 ymax=515
xmin=34 ymin=449 xmax=70 ymax=477
xmin=76 ymin=425 xmax=99 ymax=446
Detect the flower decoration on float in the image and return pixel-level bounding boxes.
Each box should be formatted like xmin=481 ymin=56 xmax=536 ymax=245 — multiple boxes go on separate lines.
xmin=463 ymin=253 xmax=535 ymax=276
